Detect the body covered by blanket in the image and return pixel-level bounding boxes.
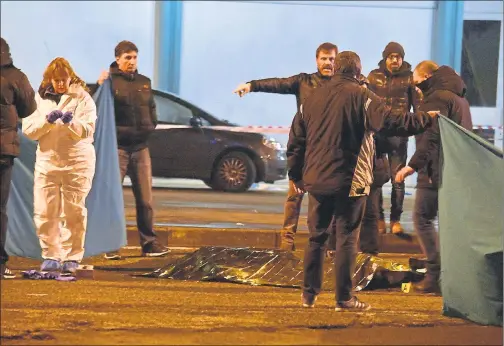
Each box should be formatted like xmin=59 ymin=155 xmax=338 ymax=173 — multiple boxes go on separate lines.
xmin=141 ymin=246 xmax=423 ymax=291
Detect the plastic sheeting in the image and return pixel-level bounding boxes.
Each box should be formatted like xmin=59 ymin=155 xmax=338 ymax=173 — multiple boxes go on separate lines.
xmin=141 ymin=246 xmax=423 ymax=291
xmin=6 ymin=79 xmax=126 ymax=259
xmin=438 ymin=116 xmax=503 ymax=326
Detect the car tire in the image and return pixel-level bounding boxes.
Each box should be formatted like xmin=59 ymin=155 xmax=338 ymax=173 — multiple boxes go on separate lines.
xmin=209 ymin=152 xmax=256 ymax=192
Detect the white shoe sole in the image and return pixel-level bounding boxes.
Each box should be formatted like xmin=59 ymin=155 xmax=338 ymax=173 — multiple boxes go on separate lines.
xmin=142 ymin=250 xmax=170 ymax=257
xmin=335 ymin=305 xmax=371 ymax=312
xmin=104 ymin=255 xmax=121 ymax=260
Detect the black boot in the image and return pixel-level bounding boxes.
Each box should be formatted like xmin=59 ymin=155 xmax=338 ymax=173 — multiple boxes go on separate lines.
xmin=413 ymin=262 xmax=441 ymax=294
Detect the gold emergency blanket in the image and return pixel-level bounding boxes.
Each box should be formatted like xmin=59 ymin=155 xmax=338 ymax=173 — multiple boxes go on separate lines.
xmin=142 ymin=247 xmax=424 ymax=291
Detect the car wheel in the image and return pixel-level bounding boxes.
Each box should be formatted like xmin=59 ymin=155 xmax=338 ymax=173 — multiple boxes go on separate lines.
xmin=210 ymin=152 xmax=256 ymax=192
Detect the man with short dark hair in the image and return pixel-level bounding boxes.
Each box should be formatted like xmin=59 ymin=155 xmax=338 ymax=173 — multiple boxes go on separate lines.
xmin=288 ymin=51 xmax=438 ymax=311
xmin=367 ymin=42 xmax=421 ymax=235
xmin=0 ymin=37 xmax=37 ymax=279
xmin=395 ymin=61 xmax=473 ymax=293
xmin=233 ymin=42 xmax=338 ymax=251
xmin=90 ymin=40 xmax=169 ymax=259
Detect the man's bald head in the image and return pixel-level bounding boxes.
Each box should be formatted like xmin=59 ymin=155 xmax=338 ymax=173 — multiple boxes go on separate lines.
xmin=413 ymin=60 xmax=439 ymax=85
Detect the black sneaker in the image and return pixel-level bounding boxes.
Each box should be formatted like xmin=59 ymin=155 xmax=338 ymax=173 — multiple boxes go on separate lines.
xmin=302 ymin=293 xmax=317 ymax=308
xmin=142 ymin=242 xmax=170 ymax=257
xmin=335 ymin=296 xmax=371 ymax=311
xmin=2 ymin=266 xmax=16 ymax=279
xmin=104 ymin=251 xmax=122 ymax=260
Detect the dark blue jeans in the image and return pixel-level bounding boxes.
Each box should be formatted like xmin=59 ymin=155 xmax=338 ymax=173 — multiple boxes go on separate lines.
xmin=118 ymin=148 xmax=157 ymax=248
xmin=379 ymin=137 xmax=408 ymax=222
xmin=360 ymin=186 xmax=382 ymax=254
xmin=413 ymin=188 xmax=440 ymax=275
xmin=303 ymin=192 xmax=366 ymax=302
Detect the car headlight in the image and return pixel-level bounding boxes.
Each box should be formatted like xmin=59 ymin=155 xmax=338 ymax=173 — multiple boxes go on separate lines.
xmin=262 ymin=136 xmax=284 ymax=150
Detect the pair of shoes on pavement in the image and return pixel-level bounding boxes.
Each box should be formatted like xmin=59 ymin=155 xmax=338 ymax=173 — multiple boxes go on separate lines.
xmin=302 ymin=293 xmax=371 ymax=311
xmin=378 ymin=220 xmax=405 ymax=235
xmin=1 ymin=264 xmax=16 ymax=279
xmin=40 ymin=259 xmax=79 ymax=276
xmin=104 ymin=242 xmax=170 ymax=260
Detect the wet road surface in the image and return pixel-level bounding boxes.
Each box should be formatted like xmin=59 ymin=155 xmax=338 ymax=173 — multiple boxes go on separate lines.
xmin=124 ymin=187 xmax=421 ymax=233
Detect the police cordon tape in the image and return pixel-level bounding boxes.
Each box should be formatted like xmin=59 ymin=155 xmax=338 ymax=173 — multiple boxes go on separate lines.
xmin=156 ymin=124 xmax=503 ymax=134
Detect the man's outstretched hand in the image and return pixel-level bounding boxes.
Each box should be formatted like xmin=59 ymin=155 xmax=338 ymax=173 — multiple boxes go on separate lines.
xmin=233 ymin=83 xmax=251 ymax=97
xmin=395 ymin=166 xmax=415 ymax=183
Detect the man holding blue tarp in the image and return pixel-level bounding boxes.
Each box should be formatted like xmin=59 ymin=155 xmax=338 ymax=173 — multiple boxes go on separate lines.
xmin=89 ymin=40 xmax=169 ymax=260
xmin=396 ymin=61 xmax=473 ymax=293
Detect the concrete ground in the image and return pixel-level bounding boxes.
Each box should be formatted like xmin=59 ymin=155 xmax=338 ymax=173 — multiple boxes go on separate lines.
xmin=1 ymin=248 xmax=502 ymax=345
xmin=1 ymin=184 xmax=501 ymax=345
xmin=123 ymin=181 xmax=418 ymax=233
xmin=122 ymin=185 xmax=426 ymax=253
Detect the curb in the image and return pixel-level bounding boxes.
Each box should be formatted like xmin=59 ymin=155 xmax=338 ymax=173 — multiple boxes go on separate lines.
xmin=126 ymin=226 xmax=422 ymax=254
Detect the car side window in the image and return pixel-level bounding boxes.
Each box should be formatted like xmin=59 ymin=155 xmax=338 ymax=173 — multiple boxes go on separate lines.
xmin=199 ymin=117 xmax=211 ymax=126
xmin=153 ymin=95 xmax=194 ymax=125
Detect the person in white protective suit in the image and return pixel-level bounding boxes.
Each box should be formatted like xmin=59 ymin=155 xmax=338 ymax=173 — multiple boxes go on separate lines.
xmin=22 ymin=57 xmax=96 ymax=275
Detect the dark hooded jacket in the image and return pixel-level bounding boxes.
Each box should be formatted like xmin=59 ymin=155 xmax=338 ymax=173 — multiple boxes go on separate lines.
xmin=287 ymin=74 xmax=433 ymax=196
xmin=88 ymin=62 xmax=157 ymax=152
xmin=408 ymin=66 xmax=473 ymax=188
xmin=0 ymin=38 xmax=37 ymax=157
xmin=249 ymin=72 xmax=332 ymax=111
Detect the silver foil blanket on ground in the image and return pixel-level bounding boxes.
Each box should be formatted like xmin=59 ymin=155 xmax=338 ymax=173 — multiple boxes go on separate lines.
xmin=141 ymin=247 xmax=423 ymax=291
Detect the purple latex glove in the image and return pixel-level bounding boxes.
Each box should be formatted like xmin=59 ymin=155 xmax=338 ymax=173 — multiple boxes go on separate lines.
xmin=61 ymin=111 xmax=73 ymax=124
xmin=46 ymin=110 xmax=63 ymax=123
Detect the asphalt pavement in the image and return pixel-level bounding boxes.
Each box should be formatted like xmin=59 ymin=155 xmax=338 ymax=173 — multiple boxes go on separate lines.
xmin=1 ymin=248 xmax=502 ymax=345
xmin=2 ymin=182 xmax=501 ymax=345
xmin=122 ymin=183 xmax=425 ymax=253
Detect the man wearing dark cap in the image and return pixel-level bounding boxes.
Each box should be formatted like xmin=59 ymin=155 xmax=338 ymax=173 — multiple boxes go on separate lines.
xmin=287 ymin=51 xmax=438 ymax=311
xmin=0 ymin=37 xmax=37 ymax=279
xmin=89 ymin=40 xmax=170 ymax=260
xmin=368 ymin=42 xmax=421 ymax=235
xmin=234 ymin=42 xmax=338 ymax=252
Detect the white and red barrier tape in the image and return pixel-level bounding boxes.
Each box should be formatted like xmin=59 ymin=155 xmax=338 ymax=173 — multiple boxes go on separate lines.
xmin=157 ymin=124 xmax=503 ymax=134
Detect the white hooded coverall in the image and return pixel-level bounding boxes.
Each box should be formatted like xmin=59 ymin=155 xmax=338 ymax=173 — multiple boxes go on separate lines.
xmin=22 ymin=85 xmax=97 ymax=262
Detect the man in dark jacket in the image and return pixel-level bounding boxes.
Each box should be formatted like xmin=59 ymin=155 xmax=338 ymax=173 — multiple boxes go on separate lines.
xmin=234 ymin=42 xmax=338 ymax=251
xmin=0 ymin=37 xmax=37 ymax=279
xmin=287 ymin=51 xmax=437 ymax=310
xmin=326 ymin=77 xmax=390 ymax=256
xmin=396 ymin=61 xmax=473 ymax=293
xmin=367 ymin=42 xmax=421 ymax=235
xmin=90 ymin=40 xmax=169 ymax=259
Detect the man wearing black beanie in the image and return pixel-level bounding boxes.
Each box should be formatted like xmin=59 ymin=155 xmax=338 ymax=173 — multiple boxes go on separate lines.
xmin=367 ymin=42 xmax=421 ymax=236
